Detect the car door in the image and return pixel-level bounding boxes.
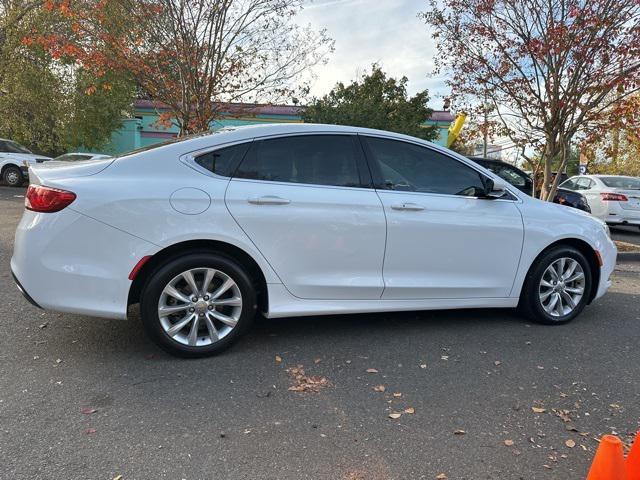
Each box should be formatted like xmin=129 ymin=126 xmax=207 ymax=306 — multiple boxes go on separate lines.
xmin=225 ymin=133 xmax=386 ymax=300
xmin=576 ymin=177 xmax=604 ymax=216
xmin=361 ymin=135 xmax=524 ymax=300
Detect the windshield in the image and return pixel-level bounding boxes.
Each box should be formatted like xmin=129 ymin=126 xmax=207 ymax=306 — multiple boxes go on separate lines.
xmin=54 ymin=154 xmax=93 ymax=162
xmin=600 ymin=176 xmax=640 ymax=190
xmin=2 ymin=140 xmax=32 ymax=154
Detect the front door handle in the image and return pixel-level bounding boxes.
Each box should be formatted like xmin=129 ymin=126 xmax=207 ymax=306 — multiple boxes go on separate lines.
xmin=248 ymin=195 xmax=290 ymax=205
xmin=391 ymin=203 xmax=425 ymax=211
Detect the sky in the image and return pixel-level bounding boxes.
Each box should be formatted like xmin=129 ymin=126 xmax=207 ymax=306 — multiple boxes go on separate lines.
xmin=296 ymin=0 xmax=450 ymax=110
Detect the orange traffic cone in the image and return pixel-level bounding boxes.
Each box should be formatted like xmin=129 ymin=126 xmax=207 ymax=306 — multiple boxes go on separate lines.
xmin=626 ymin=432 xmax=640 ymax=480
xmin=587 ymin=435 xmax=627 ymax=480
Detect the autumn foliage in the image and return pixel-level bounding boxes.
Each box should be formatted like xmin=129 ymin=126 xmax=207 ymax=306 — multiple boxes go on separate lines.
xmin=37 ymin=0 xmax=332 ymax=135
xmin=423 ymin=0 xmax=640 ymax=199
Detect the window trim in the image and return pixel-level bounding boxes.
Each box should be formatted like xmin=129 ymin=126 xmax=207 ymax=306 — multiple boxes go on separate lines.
xmin=230 ymin=133 xmax=373 ymax=190
xmin=358 ymin=134 xmax=519 ymax=202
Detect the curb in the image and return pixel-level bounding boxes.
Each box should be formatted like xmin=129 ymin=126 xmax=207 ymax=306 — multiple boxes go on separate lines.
xmin=618 ymin=252 xmax=640 ymax=263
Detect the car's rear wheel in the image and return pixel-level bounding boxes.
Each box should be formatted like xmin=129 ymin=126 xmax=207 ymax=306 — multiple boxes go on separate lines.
xmin=140 ymin=253 xmax=257 ymax=357
xmin=519 ymin=246 xmax=592 ymax=325
xmin=3 ymin=166 xmax=23 ymax=186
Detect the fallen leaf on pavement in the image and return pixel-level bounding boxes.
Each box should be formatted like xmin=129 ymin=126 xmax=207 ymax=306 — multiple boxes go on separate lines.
xmin=420 ymin=364 xmax=427 ymax=369
xmin=85 ymin=428 xmax=97 ymax=434
xmin=314 ymin=358 xmax=322 ymax=364
xmin=436 ymin=474 xmax=447 ymax=479
xmin=388 ymin=412 xmax=402 ymax=419
xmin=366 ymin=368 xmax=378 ymax=373
xmin=565 ymin=439 xmax=576 ymax=448
xmin=393 ymin=392 xmax=402 ymax=398
xmin=372 ymin=385 xmax=386 ymax=392
xmin=404 ymin=407 xmax=415 ymax=414
xmin=286 ymin=365 xmax=329 ymax=393
xmin=275 ymin=355 xmax=282 ymax=363
xmin=494 ymin=361 xmax=502 ymax=366
xmin=113 ymin=476 xmax=122 ymax=480
xmin=80 ymin=407 xmax=97 ymax=415
xmin=504 ymin=439 xmax=514 ymax=446
xmin=532 ymin=407 xmax=547 ymax=413
xmin=454 ymin=429 xmax=466 ymax=435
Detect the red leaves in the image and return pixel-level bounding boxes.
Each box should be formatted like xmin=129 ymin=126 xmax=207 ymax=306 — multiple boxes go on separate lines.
xmin=80 ymin=407 xmax=97 ymax=415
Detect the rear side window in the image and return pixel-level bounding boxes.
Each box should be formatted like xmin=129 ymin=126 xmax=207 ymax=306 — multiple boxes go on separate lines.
xmin=234 ymin=135 xmax=363 ymax=188
xmin=576 ymin=177 xmax=593 ymax=190
xmin=364 ymin=137 xmax=486 ymax=197
xmin=561 ymin=178 xmax=578 ymax=190
xmin=194 ymin=143 xmax=250 ymax=177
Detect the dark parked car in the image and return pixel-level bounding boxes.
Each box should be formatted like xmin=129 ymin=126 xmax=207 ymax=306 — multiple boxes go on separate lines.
xmin=467 ymin=157 xmax=590 ymax=213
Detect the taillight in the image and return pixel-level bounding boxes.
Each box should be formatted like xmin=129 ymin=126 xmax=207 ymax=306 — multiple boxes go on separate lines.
xmin=25 ymin=185 xmax=76 ymax=213
xmin=600 ymin=192 xmax=628 ymax=202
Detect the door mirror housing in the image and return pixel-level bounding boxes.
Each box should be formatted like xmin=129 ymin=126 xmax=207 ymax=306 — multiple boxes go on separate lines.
xmin=483 ymin=177 xmax=508 ymax=199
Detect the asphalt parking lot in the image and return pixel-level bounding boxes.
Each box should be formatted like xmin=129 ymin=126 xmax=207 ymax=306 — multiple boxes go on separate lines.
xmin=1 ymin=185 xmax=639 ymax=480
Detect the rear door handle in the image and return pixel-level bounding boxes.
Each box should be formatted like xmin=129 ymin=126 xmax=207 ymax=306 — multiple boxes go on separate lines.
xmin=248 ymin=195 xmax=290 ymax=205
xmin=391 ymin=203 xmax=425 ymax=211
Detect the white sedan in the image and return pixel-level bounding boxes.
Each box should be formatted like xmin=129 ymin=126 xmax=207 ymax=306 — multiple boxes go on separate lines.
xmin=560 ymin=175 xmax=640 ymax=227
xmin=11 ymin=124 xmax=616 ymax=357
xmin=52 ymin=152 xmax=112 ymax=163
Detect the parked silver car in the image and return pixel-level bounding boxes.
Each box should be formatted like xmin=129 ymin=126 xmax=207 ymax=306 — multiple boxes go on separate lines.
xmin=0 ymin=139 xmax=52 ymax=186
xmin=560 ymin=175 xmax=640 ymax=228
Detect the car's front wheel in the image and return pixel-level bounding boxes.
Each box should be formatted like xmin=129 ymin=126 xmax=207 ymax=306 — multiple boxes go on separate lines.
xmin=519 ymin=246 xmax=593 ymax=325
xmin=2 ymin=166 xmax=23 ymax=186
xmin=140 ymin=252 xmax=257 ymax=358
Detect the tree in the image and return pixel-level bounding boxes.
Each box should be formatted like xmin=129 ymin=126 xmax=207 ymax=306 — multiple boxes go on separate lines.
xmin=42 ymin=0 xmax=333 ymax=135
xmin=0 ymin=1 xmax=135 ymax=155
xmin=303 ymin=65 xmax=438 ymax=141
xmin=422 ymin=0 xmax=640 ymax=200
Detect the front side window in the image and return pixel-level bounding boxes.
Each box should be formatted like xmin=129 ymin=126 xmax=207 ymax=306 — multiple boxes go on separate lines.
xmin=1 ymin=140 xmax=31 ymax=154
xmin=234 ymin=135 xmax=362 ymax=188
xmin=364 ymin=137 xmax=486 ymax=197
xmin=194 ymin=142 xmax=251 ymax=177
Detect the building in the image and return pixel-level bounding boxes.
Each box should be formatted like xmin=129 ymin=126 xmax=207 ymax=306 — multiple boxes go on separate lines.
xmin=101 ymin=100 xmax=455 ymax=155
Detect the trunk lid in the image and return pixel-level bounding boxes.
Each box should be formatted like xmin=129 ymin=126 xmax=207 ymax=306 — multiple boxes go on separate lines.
xmin=615 ymin=189 xmax=640 ymax=210
xmin=28 ymin=158 xmax=115 ymax=186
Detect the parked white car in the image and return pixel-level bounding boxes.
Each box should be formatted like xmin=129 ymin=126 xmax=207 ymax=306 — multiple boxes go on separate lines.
xmin=0 ymin=138 xmax=52 ymax=186
xmin=560 ymin=175 xmax=640 ymax=228
xmin=52 ymin=152 xmax=112 ymax=163
xmin=11 ymin=124 xmax=616 ymax=357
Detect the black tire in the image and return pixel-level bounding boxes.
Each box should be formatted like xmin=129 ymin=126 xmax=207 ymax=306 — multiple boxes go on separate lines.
xmin=518 ymin=246 xmax=592 ymax=325
xmin=140 ymin=252 xmax=257 ymax=358
xmin=2 ymin=166 xmax=23 ymax=186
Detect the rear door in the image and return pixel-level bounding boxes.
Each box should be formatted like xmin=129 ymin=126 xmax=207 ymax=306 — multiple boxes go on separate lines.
xmin=225 ymin=133 xmax=386 ymax=300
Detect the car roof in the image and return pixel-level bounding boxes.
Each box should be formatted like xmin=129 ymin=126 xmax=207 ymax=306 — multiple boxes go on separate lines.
xmin=125 ymin=123 xmax=454 ymax=160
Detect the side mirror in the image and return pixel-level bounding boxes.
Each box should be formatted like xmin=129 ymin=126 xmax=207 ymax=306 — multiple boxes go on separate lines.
xmin=483 ymin=177 xmax=508 ymax=199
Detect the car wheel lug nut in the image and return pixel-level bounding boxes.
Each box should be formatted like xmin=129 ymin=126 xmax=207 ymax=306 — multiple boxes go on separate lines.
xmin=189 ymin=307 xmax=195 ymax=312
xmin=203 ymin=295 xmax=209 ymax=301
xmin=191 ymin=297 xmax=198 ymax=302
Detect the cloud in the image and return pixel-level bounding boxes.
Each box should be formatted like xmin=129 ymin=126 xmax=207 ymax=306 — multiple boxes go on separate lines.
xmin=297 ymin=0 xmax=449 ymax=107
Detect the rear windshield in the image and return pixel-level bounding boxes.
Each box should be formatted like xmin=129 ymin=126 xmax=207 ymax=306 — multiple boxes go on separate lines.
xmin=114 ymin=128 xmax=237 ymax=159
xmin=600 ymin=177 xmax=640 ymax=189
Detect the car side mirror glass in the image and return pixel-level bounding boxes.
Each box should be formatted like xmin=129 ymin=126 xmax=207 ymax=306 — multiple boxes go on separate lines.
xmin=483 ymin=177 xmax=508 ymax=199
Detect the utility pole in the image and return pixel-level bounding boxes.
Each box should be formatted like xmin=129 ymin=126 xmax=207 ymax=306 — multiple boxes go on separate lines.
xmin=482 ymin=91 xmax=489 ymax=157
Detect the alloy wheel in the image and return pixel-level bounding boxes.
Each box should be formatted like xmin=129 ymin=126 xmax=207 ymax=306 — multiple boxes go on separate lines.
xmin=158 ymin=267 xmax=242 ymax=347
xmin=5 ymin=170 xmax=20 ymax=185
xmin=538 ymin=257 xmax=585 ymax=317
